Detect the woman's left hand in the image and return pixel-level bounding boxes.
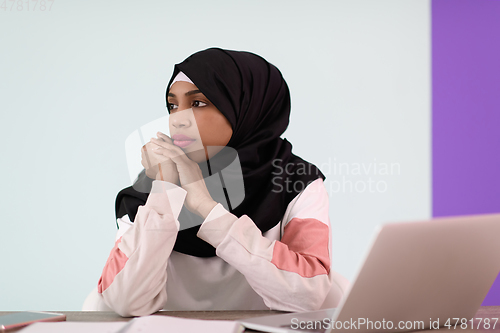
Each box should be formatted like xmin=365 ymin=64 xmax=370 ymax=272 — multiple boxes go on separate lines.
xmin=151 ymin=132 xmax=217 ymax=219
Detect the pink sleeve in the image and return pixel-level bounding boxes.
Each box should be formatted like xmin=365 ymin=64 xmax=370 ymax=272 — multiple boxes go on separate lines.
xmin=97 ymin=237 xmax=127 ymax=293
xmin=271 ymin=217 xmax=330 ymax=278
xmin=97 ymin=180 xmax=186 ymax=317
xmin=197 ymin=178 xmax=343 ymax=311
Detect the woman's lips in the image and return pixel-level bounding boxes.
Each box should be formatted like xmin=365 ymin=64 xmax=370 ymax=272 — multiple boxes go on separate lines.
xmin=173 ymin=140 xmax=195 ymax=148
xmin=172 ymin=134 xmax=196 ymax=148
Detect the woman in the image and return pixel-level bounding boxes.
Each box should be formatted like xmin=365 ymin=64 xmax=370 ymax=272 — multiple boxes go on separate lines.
xmin=96 ymin=48 xmax=348 ymax=316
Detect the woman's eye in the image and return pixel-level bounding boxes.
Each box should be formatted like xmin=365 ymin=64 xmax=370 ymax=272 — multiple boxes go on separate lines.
xmin=192 ymin=100 xmax=207 ymax=108
xmin=168 ymin=104 xmax=178 ymax=111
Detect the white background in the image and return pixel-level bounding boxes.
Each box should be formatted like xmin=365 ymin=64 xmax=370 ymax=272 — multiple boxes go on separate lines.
xmin=0 ymin=0 xmax=430 ymax=310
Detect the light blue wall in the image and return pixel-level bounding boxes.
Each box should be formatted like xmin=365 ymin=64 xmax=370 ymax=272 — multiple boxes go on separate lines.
xmin=0 ymin=0 xmax=430 ymax=310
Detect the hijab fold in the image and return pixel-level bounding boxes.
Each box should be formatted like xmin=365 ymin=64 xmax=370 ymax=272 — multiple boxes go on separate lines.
xmin=116 ymin=48 xmax=325 ymax=257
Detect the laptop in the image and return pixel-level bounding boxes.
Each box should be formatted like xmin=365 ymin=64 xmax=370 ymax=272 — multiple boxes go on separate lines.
xmin=240 ymin=213 xmax=500 ymax=333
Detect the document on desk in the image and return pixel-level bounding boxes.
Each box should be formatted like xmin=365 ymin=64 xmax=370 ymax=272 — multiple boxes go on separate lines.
xmin=18 ymin=322 xmax=126 ymax=333
xmin=18 ymin=315 xmax=244 ymax=333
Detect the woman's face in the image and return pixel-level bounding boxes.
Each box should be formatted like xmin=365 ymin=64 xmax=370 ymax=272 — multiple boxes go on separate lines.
xmin=167 ymin=81 xmax=233 ymax=163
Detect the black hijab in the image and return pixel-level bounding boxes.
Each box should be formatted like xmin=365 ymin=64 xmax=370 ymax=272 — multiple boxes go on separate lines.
xmin=115 ymin=48 xmax=325 ymax=257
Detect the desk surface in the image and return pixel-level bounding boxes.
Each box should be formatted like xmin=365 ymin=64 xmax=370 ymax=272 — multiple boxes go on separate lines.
xmin=2 ymin=306 xmax=500 ymax=332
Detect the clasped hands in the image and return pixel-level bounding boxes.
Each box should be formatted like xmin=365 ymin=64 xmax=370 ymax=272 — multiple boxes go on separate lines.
xmin=141 ymin=132 xmax=217 ymax=219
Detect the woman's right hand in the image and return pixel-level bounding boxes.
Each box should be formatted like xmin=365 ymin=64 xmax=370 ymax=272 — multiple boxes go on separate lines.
xmin=141 ymin=136 xmax=179 ymax=184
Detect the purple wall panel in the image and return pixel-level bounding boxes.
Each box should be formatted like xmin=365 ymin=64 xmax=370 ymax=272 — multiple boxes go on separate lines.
xmin=432 ymin=0 xmax=500 ymax=306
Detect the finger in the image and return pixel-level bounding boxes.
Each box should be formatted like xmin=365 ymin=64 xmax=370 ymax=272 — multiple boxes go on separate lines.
xmin=152 ymin=138 xmax=184 ymax=154
xmin=155 ymin=143 xmax=193 ymax=164
xmin=151 ymin=137 xmax=175 ymax=149
xmin=153 ymin=147 xmax=176 ymax=158
xmin=153 ymin=147 xmax=191 ymax=165
xmin=154 ymin=148 xmax=203 ymax=185
xmin=143 ymin=144 xmax=166 ymax=171
xmin=144 ymin=141 xmax=161 ymax=152
xmin=156 ymin=132 xmax=173 ymax=143
xmin=143 ymin=143 xmax=160 ymax=155
xmin=142 ymin=145 xmax=153 ymax=168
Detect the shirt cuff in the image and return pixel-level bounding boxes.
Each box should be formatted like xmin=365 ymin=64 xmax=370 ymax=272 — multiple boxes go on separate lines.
xmin=147 ymin=180 xmax=187 ymax=221
xmin=197 ymin=203 xmax=238 ymax=248
xmin=116 ymin=215 xmax=134 ymax=241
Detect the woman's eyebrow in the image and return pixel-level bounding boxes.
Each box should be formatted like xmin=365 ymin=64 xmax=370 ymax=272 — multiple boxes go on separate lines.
xmin=168 ymin=90 xmax=203 ymax=98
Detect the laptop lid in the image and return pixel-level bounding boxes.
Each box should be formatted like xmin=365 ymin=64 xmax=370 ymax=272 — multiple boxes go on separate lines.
xmin=332 ymin=213 xmax=500 ymax=332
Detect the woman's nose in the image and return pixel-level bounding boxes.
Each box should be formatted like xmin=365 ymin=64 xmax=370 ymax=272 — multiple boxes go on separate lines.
xmin=170 ymin=112 xmax=192 ymax=128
